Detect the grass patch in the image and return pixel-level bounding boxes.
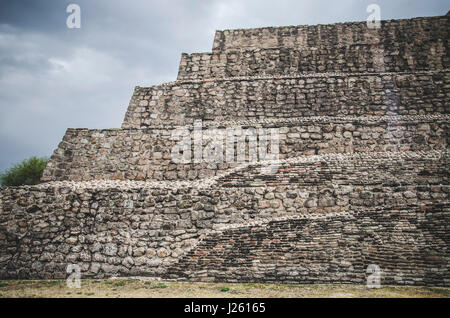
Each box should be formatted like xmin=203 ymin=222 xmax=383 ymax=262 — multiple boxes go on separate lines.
xmin=46 ymin=281 xmax=59 ymax=286
xmin=425 ymin=287 xmax=450 ymax=295
xmin=0 ymin=280 xmax=449 ymax=298
xmin=285 ymin=284 xmax=301 ymax=289
xmin=151 ymin=283 xmax=168 ymax=289
xmin=18 ymin=281 xmax=32 ymax=285
xmin=243 ymin=283 xmax=272 ymax=291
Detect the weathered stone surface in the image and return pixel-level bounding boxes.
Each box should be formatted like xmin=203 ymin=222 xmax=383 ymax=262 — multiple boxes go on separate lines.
xmin=0 ymin=13 xmax=449 ymax=286
xmin=122 ymin=73 xmax=449 ymax=129
xmin=41 ymin=118 xmax=448 ymax=182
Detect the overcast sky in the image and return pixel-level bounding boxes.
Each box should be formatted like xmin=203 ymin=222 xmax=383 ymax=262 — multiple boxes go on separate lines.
xmin=0 ymin=0 xmax=448 ymax=171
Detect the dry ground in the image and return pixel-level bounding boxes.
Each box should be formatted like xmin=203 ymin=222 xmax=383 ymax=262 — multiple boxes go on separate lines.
xmin=0 ymin=278 xmax=449 ymax=298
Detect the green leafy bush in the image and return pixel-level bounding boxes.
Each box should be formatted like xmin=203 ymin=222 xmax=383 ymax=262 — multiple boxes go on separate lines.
xmin=0 ymin=156 xmax=49 ymax=187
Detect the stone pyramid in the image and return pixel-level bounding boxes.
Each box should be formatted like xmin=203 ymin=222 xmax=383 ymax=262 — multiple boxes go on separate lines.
xmin=0 ymin=13 xmax=449 ymax=285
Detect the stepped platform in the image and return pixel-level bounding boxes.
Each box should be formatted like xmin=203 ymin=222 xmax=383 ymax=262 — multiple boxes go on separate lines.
xmin=0 ymin=13 xmax=449 ymax=285
xmin=123 ymin=71 xmax=449 ymax=128
xmin=178 ymin=42 xmax=448 ymax=80
xmin=42 ymin=115 xmax=448 ymax=182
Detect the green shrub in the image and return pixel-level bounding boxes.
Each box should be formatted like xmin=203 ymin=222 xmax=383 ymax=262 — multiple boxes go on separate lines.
xmin=0 ymin=156 xmax=48 ymax=187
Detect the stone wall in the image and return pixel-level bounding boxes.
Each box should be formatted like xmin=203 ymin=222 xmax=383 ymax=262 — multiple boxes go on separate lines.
xmin=211 ymin=15 xmax=448 ymax=52
xmin=1 ymin=151 xmax=449 ymax=283
xmin=169 ymin=209 xmax=448 ymax=286
xmin=123 ymin=71 xmax=449 ymax=128
xmin=178 ymin=41 xmax=448 ymax=80
xmin=42 ymin=117 xmax=448 ymax=182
